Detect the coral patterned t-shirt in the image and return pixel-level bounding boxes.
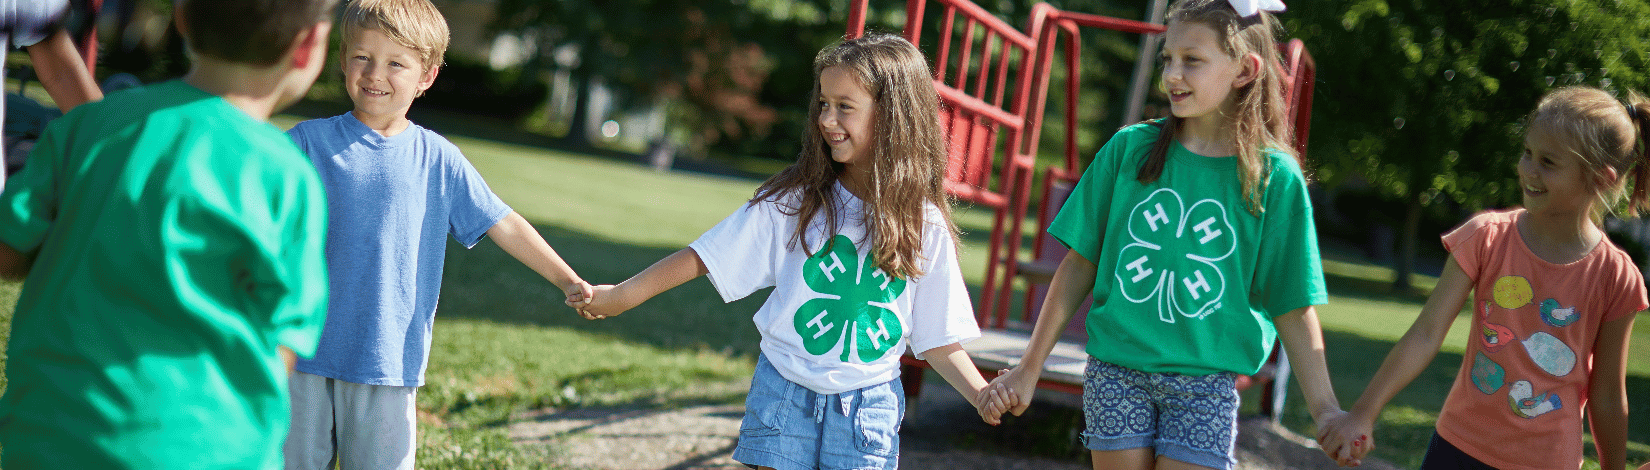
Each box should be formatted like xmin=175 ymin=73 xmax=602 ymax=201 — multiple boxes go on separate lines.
xmin=1436 ymin=209 xmax=1646 ymax=470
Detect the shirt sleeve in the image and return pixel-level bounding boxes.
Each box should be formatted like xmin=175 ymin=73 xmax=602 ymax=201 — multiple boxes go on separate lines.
xmin=1047 ymin=126 xmax=1138 ymax=262
xmin=440 ymin=141 xmax=511 ymax=248
xmin=1441 ymin=213 xmax=1490 ymax=282
xmin=270 ymin=160 xmax=330 ymax=357
xmin=1603 ymin=251 xmax=1648 ymax=322
xmin=8 ymin=0 xmax=70 ymax=48
xmin=690 ymin=200 xmax=781 ymax=303
xmin=1252 ymin=156 xmax=1328 ymax=316
xmin=906 ymin=209 xmax=980 ymax=359
xmin=0 ymin=111 xmax=68 ymax=253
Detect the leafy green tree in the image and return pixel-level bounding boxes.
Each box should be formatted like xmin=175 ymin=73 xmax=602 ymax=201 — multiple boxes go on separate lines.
xmin=1285 ymin=0 xmax=1650 ymax=290
xmin=488 ymin=0 xmax=854 ymax=157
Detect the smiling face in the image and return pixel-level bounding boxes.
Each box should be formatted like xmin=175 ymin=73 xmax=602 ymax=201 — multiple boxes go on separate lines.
xmin=817 ymin=65 xmax=878 ymax=175
xmin=342 ymin=27 xmax=438 ymax=133
xmin=1160 ymin=21 xmax=1249 ymax=125
xmin=1518 ymin=126 xmax=1600 ymax=217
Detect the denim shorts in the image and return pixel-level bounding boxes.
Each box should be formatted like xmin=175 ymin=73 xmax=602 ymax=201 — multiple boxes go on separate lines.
xmin=1082 ymin=357 xmax=1240 ymax=470
xmin=731 ymin=354 xmax=904 ymax=470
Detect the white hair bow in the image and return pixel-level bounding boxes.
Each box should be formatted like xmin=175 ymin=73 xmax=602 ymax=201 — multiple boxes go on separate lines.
xmin=1228 ymin=0 xmax=1286 ymax=17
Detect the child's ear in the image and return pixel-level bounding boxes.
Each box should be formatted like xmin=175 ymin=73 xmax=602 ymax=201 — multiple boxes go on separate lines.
xmin=1232 ymin=52 xmax=1263 ymax=89
xmin=289 ymin=23 xmax=329 ymax=71
xmin=1597 ymin=166 xmax=1621 ymax=188
xmin=417 ymin=64 xmax=440 ymax=96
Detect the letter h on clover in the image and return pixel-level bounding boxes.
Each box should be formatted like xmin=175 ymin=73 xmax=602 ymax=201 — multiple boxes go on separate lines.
xmin=794 ymin=235 xmax=908 ymax=363
xmin=1115 ymin=189 xmax=1236 ymax=323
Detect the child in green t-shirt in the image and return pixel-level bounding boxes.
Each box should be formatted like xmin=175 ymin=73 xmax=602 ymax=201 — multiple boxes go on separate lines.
xmin=982 ymin=0 xmax=1348 ymax=468
xmin=0 ymin=0 xmax=337 ymax=467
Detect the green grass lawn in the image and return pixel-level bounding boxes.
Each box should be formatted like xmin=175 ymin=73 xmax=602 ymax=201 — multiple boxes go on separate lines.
xmin=1 ymin=110 xmax=1648 ymax=468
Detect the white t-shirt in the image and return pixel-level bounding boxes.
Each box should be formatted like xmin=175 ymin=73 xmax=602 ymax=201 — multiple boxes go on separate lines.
xmin=690 ymin=183 xmax=979 ymax=394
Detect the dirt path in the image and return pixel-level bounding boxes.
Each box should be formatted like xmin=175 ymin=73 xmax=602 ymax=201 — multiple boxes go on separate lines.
xmin=509 ymin=380 xmax=1399 ymax=470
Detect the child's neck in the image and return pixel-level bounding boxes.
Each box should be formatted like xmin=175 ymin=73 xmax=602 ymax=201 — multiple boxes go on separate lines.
xmin=1175 ymin=113 xmax=1238 ymax=157
xmin=838 ymin=166 xmax=873 ymax=200
xmin=352 ymin=110 xmax=413 ymax=137
xmin=184 ymin=60 xmax=285 ymax=122
xmin=1516 ymin=208 xmax=1602 ymax=264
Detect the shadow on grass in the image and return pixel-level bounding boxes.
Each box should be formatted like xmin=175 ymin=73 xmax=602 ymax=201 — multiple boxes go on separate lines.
xmin=1322 ymin=270 xmax=1432 ymax=305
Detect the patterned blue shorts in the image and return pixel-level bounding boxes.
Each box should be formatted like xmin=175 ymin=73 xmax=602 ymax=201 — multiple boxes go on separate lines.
xmin=731 ymin=354 xmax=903 ymax=470
xmin=1081 ymin=357 xmax=1239 ymax=469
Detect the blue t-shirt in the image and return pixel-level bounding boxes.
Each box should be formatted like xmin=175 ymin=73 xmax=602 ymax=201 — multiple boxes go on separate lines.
xmin=288 ymin=113 xmax=510 ymax=386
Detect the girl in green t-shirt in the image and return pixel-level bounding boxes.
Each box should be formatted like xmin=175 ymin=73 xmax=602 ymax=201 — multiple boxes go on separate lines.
xmin=983 ymin=1 xmax=1351 ymax=469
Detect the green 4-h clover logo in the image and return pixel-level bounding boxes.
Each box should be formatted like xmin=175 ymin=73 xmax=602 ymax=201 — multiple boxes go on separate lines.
xmin=1115 ymin=188 xmax=1236 ymax=323
xmin=794 ymin=234 xmax=907 ymax=363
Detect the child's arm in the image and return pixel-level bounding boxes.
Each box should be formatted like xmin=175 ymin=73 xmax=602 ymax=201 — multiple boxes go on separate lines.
xmin=1588 ymin=312 xmax=1636 ymax=470
xmin=0 ymin=243 xmax=28 ymax=281
xmin=1319 ymin=257 xmax=1474 ymax=464
xmin=921 ymin=342 xmax=1016 ymax=425
xmin=487 ymin=211 xmax=591 ymax=301
xmin=578 ymin=247 xmax=708 ymax=319
xmin=1273 ymin=305 xmax=1353 ymax=465
xmin=990 ymin=250 xmax=1097 ymax=416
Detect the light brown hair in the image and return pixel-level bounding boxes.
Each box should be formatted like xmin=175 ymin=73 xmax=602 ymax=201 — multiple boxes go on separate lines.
xmin=1140 ymin=0 xmax=1295 ymax=215
xmin=177 ymin=0 xmax=338 ymax=67
xmin=752 ymin=33 xmax=954 ymax=280
xmin=340 ymin=0 xmax=450 ymax=73
xmin=1527 ymin=86 xmax=1650 ymax=219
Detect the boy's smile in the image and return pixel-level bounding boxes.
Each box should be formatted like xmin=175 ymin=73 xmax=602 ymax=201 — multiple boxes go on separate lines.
xmin=343 ymin=28 xmax=438 ymax=136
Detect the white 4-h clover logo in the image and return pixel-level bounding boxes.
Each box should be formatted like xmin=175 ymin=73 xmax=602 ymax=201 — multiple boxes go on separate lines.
xmin=794 ymin=235 xmax=907 ymax=362
xmin=1116 ymin=188 xmax=1236 ymax=323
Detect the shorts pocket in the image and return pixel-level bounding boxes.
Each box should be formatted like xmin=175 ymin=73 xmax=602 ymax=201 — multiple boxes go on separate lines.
xmin=853 ymin=386 xmax=902 ymax=457
xmin=740 ymin=374 xmax=788 ymax=437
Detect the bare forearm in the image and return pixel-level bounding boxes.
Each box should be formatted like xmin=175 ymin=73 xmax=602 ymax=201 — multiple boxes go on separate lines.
xmin=923 ymin=342 xmax=990 ymax=408
xmin=488 ymin=212 xmax=583 ymax=292
xmin=610 ymin=247 xmax=708 ymax=311
xmin=28 ymin=30 xmax=102 ymax=112
xmin=1018 ymin=251 xmax=1095 ymax=370
xmin=1351 ymin=259 xmax=1471 ymax=422
xmin=1274 ymin=306 xmax=1342 ymax=420
xmin=1590 ymin=398 xmax=1628 ymax=470
xmin=1589 ymin=314 xmax=1634 ymax=470
xmin=1349 ymin=321 xmax=1450 ymax=420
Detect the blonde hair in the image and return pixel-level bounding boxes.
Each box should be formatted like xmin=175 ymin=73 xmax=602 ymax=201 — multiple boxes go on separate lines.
xmin=1140 ymin=0 xmax=1295 ymax=215
xmin=340 ymin=0 xmax=450 ymax=73
xmin=1527 ymin=86 xmax=1650 ymax=219
xmin=752 ymin=33 xmax=954 ymax=280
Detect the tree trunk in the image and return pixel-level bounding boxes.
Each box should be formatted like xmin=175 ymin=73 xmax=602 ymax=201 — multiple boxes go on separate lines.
xmin=560 ymin=63 xmax=595 ymax=149
xmin=1391 ymin=191 xmax=1424 ymax=293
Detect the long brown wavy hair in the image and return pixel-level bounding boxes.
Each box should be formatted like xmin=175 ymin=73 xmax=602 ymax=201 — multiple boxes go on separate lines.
xmin=1139 ymin=0 xmax=1294 ymax=215
xmin=751 ymin=33 xmax=955 ymax=280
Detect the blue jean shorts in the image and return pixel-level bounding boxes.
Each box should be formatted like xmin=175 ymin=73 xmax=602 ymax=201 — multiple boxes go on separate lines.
xmin=1082 ymin=357 xmax=1240 ymax=469
xmin=731 ymin=354 xmax=904 ymax=470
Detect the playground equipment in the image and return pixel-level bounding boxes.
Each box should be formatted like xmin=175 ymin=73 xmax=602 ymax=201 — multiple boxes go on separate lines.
xmin=845 ymin=0 xmax=1315 ymax=420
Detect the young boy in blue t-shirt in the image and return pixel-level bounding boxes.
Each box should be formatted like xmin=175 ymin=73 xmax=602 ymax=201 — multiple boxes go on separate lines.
xmin=281 ymin=0 xmax=591 ymax=467
xmin=0 ymin=0 xmax=336 ymax=467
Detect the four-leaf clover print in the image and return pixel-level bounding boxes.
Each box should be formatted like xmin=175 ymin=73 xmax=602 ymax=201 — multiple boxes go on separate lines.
xmin=794 ymin=234 xmax=908 ymax=363
xmin=1116 ymin=188 xmax=1236 ymax=323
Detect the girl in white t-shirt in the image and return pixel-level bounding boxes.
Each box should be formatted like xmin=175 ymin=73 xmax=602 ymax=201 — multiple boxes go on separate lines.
xmin=571 ymin=33 xmax=1013 ymax=470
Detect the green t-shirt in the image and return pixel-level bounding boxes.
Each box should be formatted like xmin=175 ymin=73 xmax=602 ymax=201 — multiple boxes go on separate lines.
xmin=1049 ymin=122 xmax=1326 ymax=376
xmin=0 ymin=81 xmax=328 ymax=468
